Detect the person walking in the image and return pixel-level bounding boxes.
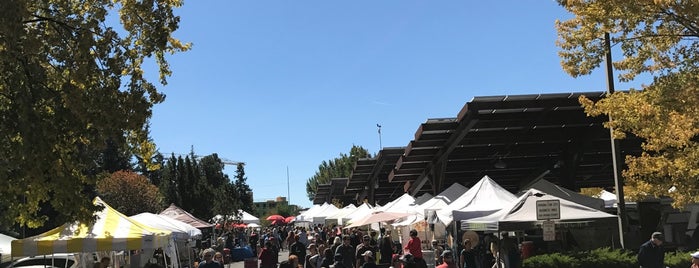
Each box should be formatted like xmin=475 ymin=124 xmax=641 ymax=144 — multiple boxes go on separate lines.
xmin=336 ymin=235 xmax=356 ymax=268
xmin=378 ymin=230 xmax=393 ymax=265
xmin=404 ymin=230 xmax=426 ymax=268
xmin=355 ymin=235 xmax=377 ymax=268
xmin=290 ymin=235 xmax=307 ymax=268
xmin=436 ymin=251 xmax=457 ymax=268
xmin=259 ymin=241 xmax=277 ymax=268
xmin=638 ymin=232 xmax=665 ymax=268
xmin=459 ymin=239 xmax=476 ymax=268
xmin=198 ymin=249 xmax=220 ymax=268
xmin=431 ymin=240 xmax=444 ymax=265
xmin=360 ymin=251 xmax=377 ymax=268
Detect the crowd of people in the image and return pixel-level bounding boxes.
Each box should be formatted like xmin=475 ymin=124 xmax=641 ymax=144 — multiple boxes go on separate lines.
xmin=254 ymin=225 xmax=405 ymax=268
xmin=190 ymin=224 xmax=533 ymax=268
xmin=187 ymin=223 xmax=699 ymax=268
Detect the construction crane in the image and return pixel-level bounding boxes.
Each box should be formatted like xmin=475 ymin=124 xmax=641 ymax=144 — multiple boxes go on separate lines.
xmin=169 ymin=153 xmax=244 ymax=166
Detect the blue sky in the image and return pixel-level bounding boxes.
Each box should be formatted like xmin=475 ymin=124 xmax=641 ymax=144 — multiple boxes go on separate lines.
xmin=147 ymin=1 xmax=649 ymax=209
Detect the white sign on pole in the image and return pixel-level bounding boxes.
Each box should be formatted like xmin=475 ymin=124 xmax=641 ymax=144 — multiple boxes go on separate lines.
xmin=536 ymin=200 xmax=561 ymax=220
xmin=542 ymin=220 xmax=556 ymax=241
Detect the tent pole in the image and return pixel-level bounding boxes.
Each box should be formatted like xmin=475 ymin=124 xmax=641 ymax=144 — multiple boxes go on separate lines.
xmin=188 ymin=240 xmax=193 ymax=268
xmin=163 ymin=247 xmax=169 ymax=268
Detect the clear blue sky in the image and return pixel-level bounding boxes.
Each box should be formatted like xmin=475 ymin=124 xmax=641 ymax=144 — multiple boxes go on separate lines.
xmin=148 ymin=1 xmax=648 ymax=209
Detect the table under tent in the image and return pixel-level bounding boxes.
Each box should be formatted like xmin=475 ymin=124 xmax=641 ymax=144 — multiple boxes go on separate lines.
xmin=11 ymin=197 xmax=173 ymax=268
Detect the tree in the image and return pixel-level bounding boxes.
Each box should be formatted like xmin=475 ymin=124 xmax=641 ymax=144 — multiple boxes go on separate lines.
xmin=556 ymin=1 xmax=699 ymax=207
xmin=0 ymin=0 xmax=189 ymax=228
xmin=233 ymin=163 xmax=254 ymax=213
xmin=305 ymin=145 xmax=372 ymax=202
xmin=96 ymin=170 xmax=164 ymax=216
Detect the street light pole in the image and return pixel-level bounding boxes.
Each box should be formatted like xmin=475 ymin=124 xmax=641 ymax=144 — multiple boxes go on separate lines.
xmin=605 ymin=32 xmax=628 ymax=249
xmin=377 ymin=124 xmax=382 ymax=151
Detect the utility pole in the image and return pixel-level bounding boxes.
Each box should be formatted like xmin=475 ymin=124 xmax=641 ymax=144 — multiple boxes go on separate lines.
xmin=605 ymin=32 xmax=628 ymax=249
xmin=287 ymin=166 xmax=290 ymax=204
xmin=377 ymin=124 xmax=382 ymax=151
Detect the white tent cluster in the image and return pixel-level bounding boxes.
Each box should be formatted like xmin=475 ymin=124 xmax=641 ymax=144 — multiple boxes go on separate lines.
xmin=303 ymin=175 xmax=616 ymax=243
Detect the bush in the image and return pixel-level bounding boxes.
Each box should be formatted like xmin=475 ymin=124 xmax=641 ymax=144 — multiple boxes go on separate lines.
xmin=664 ymin=251 xmax=691 ymax=268
xmin=522 ymin=248 xmax=693 ymax=268
xmin=522 ymin=253 xmax=578 ymax=268
xmin=570 ymin=247 xmax=636 ymax=268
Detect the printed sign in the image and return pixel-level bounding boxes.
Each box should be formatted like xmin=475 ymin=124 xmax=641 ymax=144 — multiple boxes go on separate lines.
xmin=542 ymin=220 xmax=556 ymax=241
xmin=536 ymin=200 xmax=561 ymax=220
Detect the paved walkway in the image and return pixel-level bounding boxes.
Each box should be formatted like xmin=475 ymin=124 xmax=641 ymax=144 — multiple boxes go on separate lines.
xmin=224 ymin=250 xmax=288 ymax=268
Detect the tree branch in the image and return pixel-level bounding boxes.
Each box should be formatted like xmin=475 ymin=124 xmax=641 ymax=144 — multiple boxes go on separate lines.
xmin=23 ymin=15 xmax=76 ymax=31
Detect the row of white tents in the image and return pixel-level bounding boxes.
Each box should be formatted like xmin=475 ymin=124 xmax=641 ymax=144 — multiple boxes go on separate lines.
xmin=297 ymin=175 xmax=618 ymax=239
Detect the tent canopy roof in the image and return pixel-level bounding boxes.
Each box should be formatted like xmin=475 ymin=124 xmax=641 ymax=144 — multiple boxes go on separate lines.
xmin=12 ymin=197 xmax=171 ymax=257
xmin=461 ymin=188 xmax=617 ymax=231
xmin=160 ymin=204 xmax=214 ymax=228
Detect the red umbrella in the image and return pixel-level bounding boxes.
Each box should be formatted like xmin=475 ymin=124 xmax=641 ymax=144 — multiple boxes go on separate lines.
xmin=284 ymin=216 xmax=295 ymax=224
xmin=271 ymin=219 xmax=285 ymax=225
xmin=266 ymin=214 xmax=285 ymax=221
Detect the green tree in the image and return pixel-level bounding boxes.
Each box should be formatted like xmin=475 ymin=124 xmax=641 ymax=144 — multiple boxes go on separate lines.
xmin=0 ymin=0 xmax=189 ymax=228
xmin=96 ymin=170 xmax=164 ymax=216
xmin=233 ymin=163 xmax=254 ymax=213
xmin=305 ymin=145 xmax=372 ymax=202
xmin=199 ymin=153 xmax=232 ymax=221
xmin=556 ymin=1 xmax=699 ymax=207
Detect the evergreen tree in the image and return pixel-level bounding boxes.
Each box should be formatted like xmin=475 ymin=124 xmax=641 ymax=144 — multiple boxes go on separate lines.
xmin=234 ymin=163 xmax=254 ymax=213
xmin=305 ymin=145 xmax=372 ymax=202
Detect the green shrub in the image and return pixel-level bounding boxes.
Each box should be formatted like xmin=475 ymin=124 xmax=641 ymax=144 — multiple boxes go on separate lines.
xmin=571 ymin=247 xmax=636 ymax=268
xmin=522 ymin=252 xmax=578 ymax=268
xmin=522 ymin=248 xmax=694 ymax=268
xmin=665 ymin=250 xmax=692 ymax=268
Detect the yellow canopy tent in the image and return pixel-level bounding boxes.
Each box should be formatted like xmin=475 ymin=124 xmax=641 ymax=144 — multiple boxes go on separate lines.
xmin=11 ymin=197 xmax=171 ymax=257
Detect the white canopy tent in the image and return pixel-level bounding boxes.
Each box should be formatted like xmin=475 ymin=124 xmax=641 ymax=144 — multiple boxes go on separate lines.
xmin=377 ymin=193 xmax=418 ymax=213
xmin=460 ymin=188 xmax=618 ymax=231
xmin=1 ymin=233 xmax=16 ymax=263
xmin=131 ymin=213 xmax=202 ymax=240
xmin=238 ymin=210 xmax=260 ymax=224
xmin=599 ymin=190 xmax=618 ymax=208
xmin=523 ymin=179 xmax=605 ymax=210
xmin=309 ymin=204 xmax=340 ymax=224
xmin=345 ymin=203 xmax=374 ymax=226
xmin=325 ymin=204 xmax=357 ymax=225
xmin=130 ymin=213 xmax=201 ymax=268
xmin=394 ymin=183 xmax=468 ymax=227
xmin=437 ymin=175 xmax=517 ymax=226
xmin=295 ymin=203 xmax=326 ymax=222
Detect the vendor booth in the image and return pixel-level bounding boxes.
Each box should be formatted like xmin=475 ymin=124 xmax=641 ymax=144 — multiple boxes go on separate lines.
xmin=11 ymin=197 xmax=172 ymax=268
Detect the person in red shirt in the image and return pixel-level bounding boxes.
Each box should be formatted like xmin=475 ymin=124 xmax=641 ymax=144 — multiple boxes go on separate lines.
xmin=436 ymin=251 xmax=456 ymax=268
xmin=404 ymin=229 xmax=426 ymax=268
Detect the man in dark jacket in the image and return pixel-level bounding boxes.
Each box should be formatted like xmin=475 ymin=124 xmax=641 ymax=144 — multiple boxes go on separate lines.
xmin=290 ymin=234 xmax=307 ymax=268
xmin=336 ymin=235 xmax=356 ymax=268
xmin=638 ymin=232 xmax=665 ymax=268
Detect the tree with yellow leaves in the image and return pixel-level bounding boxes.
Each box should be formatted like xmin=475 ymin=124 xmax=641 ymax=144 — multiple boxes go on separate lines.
xmin=556 ymin=0 xmax=699 ymax=207
xmin=0 ymin=0 xmax=189 ymax=229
